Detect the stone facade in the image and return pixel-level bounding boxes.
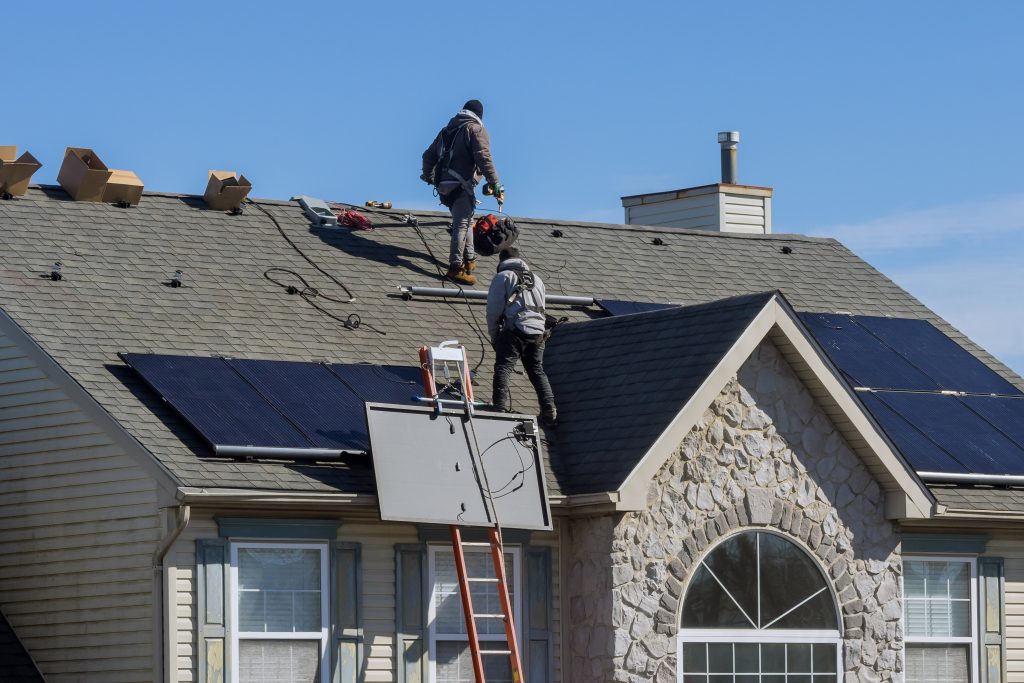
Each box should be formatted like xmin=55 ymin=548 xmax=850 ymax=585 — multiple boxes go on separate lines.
xmin=566 ymin=340 xmax=903 ymax=683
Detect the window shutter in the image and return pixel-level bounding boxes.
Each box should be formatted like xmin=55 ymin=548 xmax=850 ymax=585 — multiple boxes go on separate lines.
xmin=333 ymin=542 xmax=362 ymax=683
xmin=525 ymin=546 xmax=553 ymax=683
xmin=396 ymin=544 xmax=428 ymax=683
xmin=979 ymin=557 xmax=1006 ymax=683
xmin=196 ymin=538 xmax=229 ymax=683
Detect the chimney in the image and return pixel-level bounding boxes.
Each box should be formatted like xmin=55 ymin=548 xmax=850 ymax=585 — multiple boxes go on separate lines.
xmin=621 ymin=131 xmax=773 ymax=234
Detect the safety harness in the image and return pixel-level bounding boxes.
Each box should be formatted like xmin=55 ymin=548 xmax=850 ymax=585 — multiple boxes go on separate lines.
xmin=430 ymin=121 xmax=476 ymax=202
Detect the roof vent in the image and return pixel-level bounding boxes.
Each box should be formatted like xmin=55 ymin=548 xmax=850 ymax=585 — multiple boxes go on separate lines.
xmin=204 ymin=170 xmax=252 ymax=211
xmin=0 ymin=146 xmax=42 ymax=197
xmin=57 ymin=147 xmax=144 ymax=206
xmin=620 ymin=131 xmax=772 ymax=234
xmin=292 ymin=195 xmax=338 ymax=228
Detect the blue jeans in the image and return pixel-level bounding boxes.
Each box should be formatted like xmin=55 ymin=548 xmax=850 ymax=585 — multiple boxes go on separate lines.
xmin=491 ymin=328 xmax=556 ymax=417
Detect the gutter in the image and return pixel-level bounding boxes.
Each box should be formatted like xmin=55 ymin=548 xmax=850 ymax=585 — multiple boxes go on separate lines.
xmin=153 ymin=504 xmax=191 ymax=683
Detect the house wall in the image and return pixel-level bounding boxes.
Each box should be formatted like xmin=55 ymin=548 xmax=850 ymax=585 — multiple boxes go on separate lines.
xmin=623 ymin=189 xmax=770 ymax=234
xmin=565 ymin=339 xmax=902 ymax=682
xmin=0 ymin=323 xmax=167 ymax=682
xmin=173 ymin=509 xmax=562 ymax=683
xmin=985 ymin=534 xmax=1024 ymax=680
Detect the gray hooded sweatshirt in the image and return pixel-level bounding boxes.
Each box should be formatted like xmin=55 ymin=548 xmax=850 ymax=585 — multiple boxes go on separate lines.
xmin=486 ymin=258 xmax=547 ymax=342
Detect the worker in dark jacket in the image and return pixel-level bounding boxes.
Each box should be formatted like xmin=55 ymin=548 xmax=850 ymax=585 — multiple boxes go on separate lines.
xmin=486 ymin=247 xmax=557 ymax=427
xmin=421 ymin=99 xmax=504 ymax=286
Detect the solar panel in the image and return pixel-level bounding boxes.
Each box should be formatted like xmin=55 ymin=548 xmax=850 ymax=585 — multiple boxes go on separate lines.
xmin=854 ymin=316 xmax=1023 ymax=395
xmin=122 ymin=353 xmax=444 ymax=457
xmin=861 ymin=392 xmax=1024 ymax=475
xmin=596 ymin=299 xmax=680 ymax=317
xmin=799 ymin=313 xmax=940 ymax=391
xmin=367 ymin=404 xmax=551 ymax=530
xmin=120 ymin=353 xmax=315 ymax=451
xmin=960 ymin=396 xmax=1024 ymax=449
xmin=227 ymin=359 xmax=367 ymax=451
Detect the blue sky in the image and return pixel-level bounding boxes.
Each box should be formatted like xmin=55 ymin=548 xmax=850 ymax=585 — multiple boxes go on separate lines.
xmin=8 ymin=1 xmax=1023 ymax=374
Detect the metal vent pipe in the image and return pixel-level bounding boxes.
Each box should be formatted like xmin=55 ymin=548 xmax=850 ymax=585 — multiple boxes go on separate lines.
xmin=718 ymin=131 xmax=740 ymax=184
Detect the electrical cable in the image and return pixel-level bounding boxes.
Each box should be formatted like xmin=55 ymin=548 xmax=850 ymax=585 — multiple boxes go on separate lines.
xmin=250 ymin=199 xmax=355 ymax=302
xmin=264 ymin=268 xmax=387 ymax=336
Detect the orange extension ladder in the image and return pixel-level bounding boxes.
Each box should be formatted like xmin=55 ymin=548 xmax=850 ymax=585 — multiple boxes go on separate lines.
xmin=419 ymin=342 xmax=525 ymax=683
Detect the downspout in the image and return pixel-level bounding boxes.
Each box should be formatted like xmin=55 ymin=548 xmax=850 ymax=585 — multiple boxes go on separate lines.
xmin=153 ymin=504 xmax=192 ymax=683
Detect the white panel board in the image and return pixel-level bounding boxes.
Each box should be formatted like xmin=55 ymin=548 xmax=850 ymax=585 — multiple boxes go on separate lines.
xmin=366 ymin=403 xmax=552 ymax=531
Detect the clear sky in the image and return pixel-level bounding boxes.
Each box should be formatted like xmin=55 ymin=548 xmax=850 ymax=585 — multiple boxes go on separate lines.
xmin=7 ymin=1 xmax=1023 ymax=375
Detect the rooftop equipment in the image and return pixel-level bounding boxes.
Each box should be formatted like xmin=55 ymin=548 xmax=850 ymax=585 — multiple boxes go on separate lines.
xmin=293 ymin=195 xmax=338 ymax=227
xmin=0 ymin=146 xmax=42 ymax=197
xmin=204 ymin=170 xmax=252 ymax=211
xmin=56 ymin=147 xmax=144 ymax=206
xmin=398 ymin=285 xmax=595 ymax=307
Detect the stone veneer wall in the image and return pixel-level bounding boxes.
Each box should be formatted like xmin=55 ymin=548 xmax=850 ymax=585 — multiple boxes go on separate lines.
xmin=566 ymin=340 xmax=903 ymax=683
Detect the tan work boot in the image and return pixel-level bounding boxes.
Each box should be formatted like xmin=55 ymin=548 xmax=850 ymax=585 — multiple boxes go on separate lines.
xmin=464 ymin=259 xmax=477 ymax=273
xmin=445 ymin=265 xmax=476 ymax=286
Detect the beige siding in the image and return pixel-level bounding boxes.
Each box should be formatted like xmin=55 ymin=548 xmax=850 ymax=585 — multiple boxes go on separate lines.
xmin=173 ymin=511 xmax=563 ymax=683
xmin=985 ymin=534 xmax=1024 ymax=679
xmin=0 ymin=328 xmax=164 ymax=682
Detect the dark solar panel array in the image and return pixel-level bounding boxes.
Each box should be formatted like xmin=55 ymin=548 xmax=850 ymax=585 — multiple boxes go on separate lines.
xmin=800 ymin=314 xmax=1024 ymax=476
xmin=596 ymin=299 xmax=680 ymax=317
xmin=121 ymin=353 xmax=440 ymax=456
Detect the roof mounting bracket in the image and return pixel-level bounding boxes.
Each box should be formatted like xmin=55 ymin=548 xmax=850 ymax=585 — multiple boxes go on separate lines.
xmin=292 ymin=195 xmax=338 ymax=228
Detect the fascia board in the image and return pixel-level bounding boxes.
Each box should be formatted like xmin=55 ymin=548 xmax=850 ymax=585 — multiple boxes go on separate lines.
xmin=615 ymin=298 xmax=778 ymax=511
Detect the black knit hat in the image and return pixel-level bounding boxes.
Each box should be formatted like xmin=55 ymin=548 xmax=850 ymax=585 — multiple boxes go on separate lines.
xmin=463 ymin=99 xmax=484 ymax=119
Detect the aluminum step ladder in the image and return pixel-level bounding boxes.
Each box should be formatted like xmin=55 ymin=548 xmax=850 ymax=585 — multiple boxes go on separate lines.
xmin=418 ymin=341 xmax=525 ymax=683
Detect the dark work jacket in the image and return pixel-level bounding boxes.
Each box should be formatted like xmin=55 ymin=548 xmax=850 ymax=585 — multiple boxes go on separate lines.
xmin=422 ymin=110 xmax=500 ymax=190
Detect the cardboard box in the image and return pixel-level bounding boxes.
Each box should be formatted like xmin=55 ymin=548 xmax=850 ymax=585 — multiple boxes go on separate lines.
xmin=0 ymin=146 xmax=42 ymax=196
xmin=204 ymin=170 xmax=252 ymax=210
xmin=57 ymin=147 xmax=113 ymax=202
xmin=102 ymin=169 xmax=145 ymax=206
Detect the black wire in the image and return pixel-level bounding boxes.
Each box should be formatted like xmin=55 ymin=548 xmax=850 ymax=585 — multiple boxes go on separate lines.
xmin=264 ymin=267 xmax=387 ymax=336
xmin=250 ymin=199 xmax=356 ymax=302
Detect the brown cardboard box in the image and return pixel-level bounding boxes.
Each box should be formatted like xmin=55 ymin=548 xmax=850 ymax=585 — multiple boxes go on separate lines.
xmin=102 ymin=169 xmax=145 ymax=206
xmin=57 ymin=147 xmax=113 ymax=202
xmin=0 ymin=146 xmax=42 ymax=196
xmin=204 ymin=170 xmax=252 ymax=210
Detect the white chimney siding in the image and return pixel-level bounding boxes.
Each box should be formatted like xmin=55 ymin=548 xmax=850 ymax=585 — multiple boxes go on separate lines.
xmin=621 ymin=183 xmax=773 ymax=234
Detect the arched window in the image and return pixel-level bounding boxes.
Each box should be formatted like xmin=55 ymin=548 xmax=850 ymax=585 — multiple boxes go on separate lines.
xmin=678 ymin=531 xmax=841 ymax=682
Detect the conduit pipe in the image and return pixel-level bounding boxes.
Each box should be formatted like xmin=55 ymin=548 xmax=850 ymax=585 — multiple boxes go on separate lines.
xmin=398 ymin=285 xmax=595 ymax=307
xmin=918 ymin=471 xmax=1024 ymax=486
xmin=213 ymin=444 xmax=362 ymax=460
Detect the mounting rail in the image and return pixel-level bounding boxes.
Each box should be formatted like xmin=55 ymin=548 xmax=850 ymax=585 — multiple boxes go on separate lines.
xmin=398 ymin=285 xmax=595 ymax=306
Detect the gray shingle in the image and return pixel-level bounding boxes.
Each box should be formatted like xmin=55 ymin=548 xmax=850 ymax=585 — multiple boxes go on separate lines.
xmin=0 ymin=187 xmax=1021 ymax=499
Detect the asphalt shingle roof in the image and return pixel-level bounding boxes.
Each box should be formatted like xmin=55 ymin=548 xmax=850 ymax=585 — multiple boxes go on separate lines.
xmin=0 ymin=186 xmax=1021 ymax=500
xmin=545 ymin=292 xmax=775 ymax=494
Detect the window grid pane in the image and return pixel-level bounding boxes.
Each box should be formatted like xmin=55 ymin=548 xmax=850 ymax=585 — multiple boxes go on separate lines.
xmin=905 ymin=644 xmax=969 ymax=683
xmin=681 ymin=642 xmax=838 ymax=677
xmin=239 ymin=639 xmax=320 ymax=683
xmin=237 ymin=548 xmax=322 ymax=634
xmin=904 ymin=560 xmax=971 ymax=638
xmin=434 ymin=550 xmax=514 ymax=638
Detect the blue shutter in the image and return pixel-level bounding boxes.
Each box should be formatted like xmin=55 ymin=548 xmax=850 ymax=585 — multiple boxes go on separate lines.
xmin=396 ymin=544 xmax=428 ymax=683
xmin=332 ymin=542 xmax=362 ymax=683
xmin=196 ymin=538 xmax=229 ymax=683
xmin=524 ymin=547 xmax=553 ymax=683
xmin=979 ymin=557 xmax=1006 ymax=683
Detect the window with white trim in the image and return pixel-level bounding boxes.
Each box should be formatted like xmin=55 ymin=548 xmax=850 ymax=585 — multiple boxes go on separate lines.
xmin=903 ymin=557 xmax=977 ymax=683
xmin=230 ymin=542 xmax=330 ymax=683
xmin=428 ymin=545 xmax=521 ymax=683
xmin=678 ymin=531 xmax=841 ymax=682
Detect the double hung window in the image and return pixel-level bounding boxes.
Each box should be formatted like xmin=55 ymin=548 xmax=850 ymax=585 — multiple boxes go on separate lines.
xmin=903 ymin=557 xmax=977 ymax=683
xmin=428 ymin=545 xmax=521 ymax=683
xmin=229 ymin=542 xmax=330 ymax=683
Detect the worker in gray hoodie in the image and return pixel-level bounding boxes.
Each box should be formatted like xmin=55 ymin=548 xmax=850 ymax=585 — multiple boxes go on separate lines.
xmin=421 ymin=99 xmax=504 ymax=286
xmin=486 ymin=247 xmax=557 ymax=427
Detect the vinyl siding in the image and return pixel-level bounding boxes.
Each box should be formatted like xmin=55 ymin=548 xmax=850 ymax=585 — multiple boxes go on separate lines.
xmin=0 ymin=326 xmax=164 ymax=683
xmin=985 ymin=534 xmax=1024 ymax=679
xmin=174 ymin=511 xmax=562 ymax=683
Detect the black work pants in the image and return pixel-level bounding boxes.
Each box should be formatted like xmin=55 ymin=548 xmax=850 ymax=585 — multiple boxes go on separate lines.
xmin=491 ymin=328 xmax=556 ymax=416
